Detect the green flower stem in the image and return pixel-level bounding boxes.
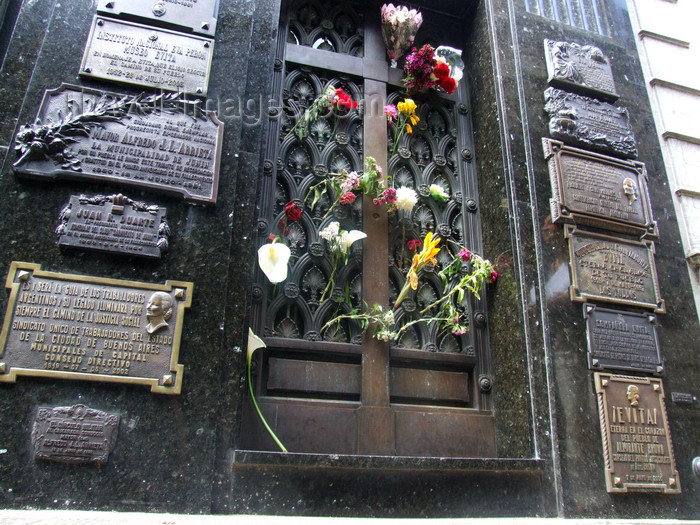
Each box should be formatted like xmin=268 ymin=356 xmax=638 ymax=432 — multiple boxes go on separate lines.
xmin=319 ymin=256 xmax=338 ymax=303
xmin=247 ymin=358 xmax=288 ymax=453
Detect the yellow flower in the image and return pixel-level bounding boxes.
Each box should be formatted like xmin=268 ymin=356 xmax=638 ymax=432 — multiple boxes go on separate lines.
xmin=407 ymin=231 xmax=441 ymax=290
xmin=397 ymin=98 xmax=417 ymax=115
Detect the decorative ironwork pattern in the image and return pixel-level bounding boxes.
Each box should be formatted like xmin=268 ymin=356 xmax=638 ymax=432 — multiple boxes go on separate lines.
xmin=524 ymin=0 xmax=608 ymax=36
xmin=387 ymin=93 xmax=473 ymax=354
xmin=262 ymin=66 xmax=364 ymax=343
xmin=287 ymin=0 xmax=364 ymax=57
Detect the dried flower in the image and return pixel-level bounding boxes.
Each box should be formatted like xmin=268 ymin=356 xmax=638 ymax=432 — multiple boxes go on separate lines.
xmin=284 ymin=201 xmax=302 ymax=222
xmin=408 ymin=239 xmax=422 ymax=251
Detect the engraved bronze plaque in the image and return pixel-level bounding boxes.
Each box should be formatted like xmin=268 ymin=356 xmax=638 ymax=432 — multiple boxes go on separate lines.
xmin=670 ymin=392 xmax=696 ymax=405
xmin=543 ymin=138 xmax=657 ymax=239
xmin=80 ymin=17 xmax=214 ymax=95
xmin=13 ymin=84 xmax=223 ymax=204
xmin=57 ymin=194 xmax=169 ymax=259
xmin=584 ymin=304 xmax=663 ymax=375
xmin=97 ymin=0 xmax=218 ymax=37
xmin=544 ymin=88 xmax=637 ymax=159
xmin=0 ymin=262 xmax=193 ymax=394
xmin=32 ymin=404 xmax=119 ymax=464
xmin=544 ymin=39 xmax=618 ymax=101
xmin=595 ymin=373 xmax=680 ymax=493
xmin=565 ymin=226 xmax=665 ymax=313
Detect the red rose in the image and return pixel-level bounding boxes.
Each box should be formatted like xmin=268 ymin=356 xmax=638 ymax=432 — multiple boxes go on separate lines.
xmin=334 ymin=92 xmax=357 ymax=110
xmin=340 ymin=192 xmax=356 ymax=205
xmin=284 ymin=201 xmax=302 ymax=222
xmin=441 ymin=77 xmax=457 ymax=94
xmin=490 ymin=271 xmax=498 ymax=283
xmin=433 ymin=62 xmax=450 ymax=80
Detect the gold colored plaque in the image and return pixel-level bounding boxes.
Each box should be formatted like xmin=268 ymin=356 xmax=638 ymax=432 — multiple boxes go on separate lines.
xmin=0 ymin=262 xmax=192 ymax=394
xmin=595 ymin=373 xmax=680 ymax=493
xmin=565 ymin=226 xmax=665 ymax=313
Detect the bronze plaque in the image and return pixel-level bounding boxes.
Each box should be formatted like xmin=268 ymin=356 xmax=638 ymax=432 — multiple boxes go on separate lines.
xmin=595 ymin=373 xmax=680 ymax=493
xmin=584 ymin=304 xmax=663 ymax=375
xmin=565 ymin=226 xmax=665 ymax=313
xmin=0 ymin=262 xmax=193 ymax=394
xmin=544 ymin=88 xmax=637 ymax=159
xmin=80 ymin=17 xmax=214 ymax=95
xmin=97 ymin=0 xmax=218 ymax=37
xmin=32 ymin=404 xmax=119 ymax=464
xmin=57 ymin=194 xmax=169 ymax=259
xmin=13 ymin=84 xmax=223 ymax=204
xmin=544 ymin=39 xmax=618 ymax=101
xmin=543 ymin=138 xmax=657 ymax=239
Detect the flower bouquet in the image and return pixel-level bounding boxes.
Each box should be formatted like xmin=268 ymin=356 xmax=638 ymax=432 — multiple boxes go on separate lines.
xmin=403 ymin=44 xmax=464 ymax=94
xmin=380 ymin=4 xmax=423 ymax=67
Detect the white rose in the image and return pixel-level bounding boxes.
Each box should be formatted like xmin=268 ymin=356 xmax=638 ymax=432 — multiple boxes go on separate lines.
xmin=395 ymin=186 xmax=418 ymax=212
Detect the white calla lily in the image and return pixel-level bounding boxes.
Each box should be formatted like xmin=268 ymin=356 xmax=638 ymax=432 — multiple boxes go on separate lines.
xmin=338 ymin=230 xmax=367 ymax=254
xmin=257 ymin=242 xmax=290 ymax=283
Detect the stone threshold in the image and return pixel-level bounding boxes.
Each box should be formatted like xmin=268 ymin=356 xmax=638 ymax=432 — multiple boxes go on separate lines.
xmin=1 ymin=512 xmax=699 ymax=524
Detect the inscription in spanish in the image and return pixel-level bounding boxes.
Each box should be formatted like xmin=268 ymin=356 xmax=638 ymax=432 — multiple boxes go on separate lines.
xmin=544 ymin=88 xmax=637 ymax=159
xmin=98 ymin=0 xmax=219 ymax=37
xmin=585 ymin=304 xmax=663 ymax=374
xmin=0 ymin=262 xmax=193 ymax=394
xmin=13 ymin=84 xmax=223 ymax=204
xmin=543 ymin=138 xmax=657 ymax=238
xmin=80 ymin=17 xmax=214 ymax=95
xmin=595 ymin=373 xmax=680 ymax=493
xmin=565 ymin=227 xmax=664 ymax=313
xmin=57 ymin=194 xmax=169 ymax=259
xmin=544 ymin=39 xmax=618 ymax=101
xmin=32 ymin=404 xmax=119 ymax=464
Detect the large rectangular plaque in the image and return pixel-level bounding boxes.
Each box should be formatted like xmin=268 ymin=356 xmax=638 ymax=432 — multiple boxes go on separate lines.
xmin=32 ymin=404 xmax=119 ymax=464
xmin=80 ymin=17 xmax=214 ymax=95
xmin=544 ymin=39 xmax=618 ymax=101
xmin=0 ymin=262 xmax=193 ymax=394
xmin=13 ymin=84 xmax=223 ymax=204
xmin=543 ymin=138 xmax=657 ymax=238
xmin=97 ymin=0 xmax=218 ymax=37
xmin=595 ymin=373 xmax=680 ymax=493
xmin=584 ymin=304 xmax=663 ymax=375
xmin=57 ymin=194 xmax=169 ymax=259
xmin=565 ymin=226 xmax=665 ymax=313
xmin=544 ymin=87 xmax=637 ymax=159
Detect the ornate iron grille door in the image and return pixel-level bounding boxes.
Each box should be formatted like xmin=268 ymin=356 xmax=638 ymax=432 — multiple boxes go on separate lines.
xmin=244 ymin=0 xmax=494 ymax=458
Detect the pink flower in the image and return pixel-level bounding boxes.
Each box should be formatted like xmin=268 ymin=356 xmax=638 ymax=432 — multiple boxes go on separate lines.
xmin=340 ymin=192 xmax=356 ymax=205
xmin=458 ymin=248 xmax=471 ymax=261
xmin=381 ymin=187 xmax=397 ymax=204
xmin=384 ymin=104 xmax=398 ymax=123
xmin=491 ymin=271 xmax=499 ymax=283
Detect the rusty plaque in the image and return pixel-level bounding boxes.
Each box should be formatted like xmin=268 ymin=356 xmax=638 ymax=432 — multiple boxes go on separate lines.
xmin=13 ymin=84 xmax=223 ymax=204
xmin=80 ymin=17 xmax=214 ymax=95
xmin=543 ymin=138 xmax=657 ymax=239
xmin=544 ymin=87 xmax=637 ymax=159
xmin=565 ymin=226 xmax=665 ymax=313
xmin=595 ymin=373 xmax=680 ymax=493
xmin=0 ymin=262 xmax=193 ymax=394
xmin=544 ymin=39 xmax=618 ymax=101
xmin=584 ymin=304 xmax=663 ymax=375
xmin=97 ymin=0 xmax=218 ymax=37
xmin=57 ymin=194 xmax=169 ymax=259
xmin=32 ymin=404 xmax=119 ymax=464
